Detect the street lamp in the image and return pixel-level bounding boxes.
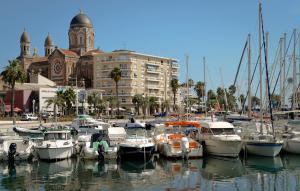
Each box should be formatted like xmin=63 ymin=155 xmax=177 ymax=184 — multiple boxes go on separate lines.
xmin=32 ymin=99 xmax=35 ymax=114
xmin=69 ymin=76 xmax=78 ymax=116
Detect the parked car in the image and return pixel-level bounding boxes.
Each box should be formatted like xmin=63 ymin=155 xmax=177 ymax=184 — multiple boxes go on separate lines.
xmin=21 ymin=113 xmax=38 ymax=121
xmin=153 ymin=112 xmax=167 ymax=118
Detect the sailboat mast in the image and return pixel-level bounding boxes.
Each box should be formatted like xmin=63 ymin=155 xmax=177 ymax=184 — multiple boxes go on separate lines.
xmin=203 ymin=57 xmax=207 ymax=117
xmin=283 ymin=33 xmax=287 ymax=107
xmin=248 ymin=34 xmax=252 ymax=118
xmin=293 ymin=29 xmax=297 ymax=109
xmin=186 ymin=55 xmax=189 ymax=118
xmin=279 ymin=38 xmax=283 ymax=108
xmin=265 ymin=32 xmax=269 ymax=113
xmin=259 ymin=3 xmax=263 ymax=132
xmin=220 ymin=68 xmax=228 ymax=112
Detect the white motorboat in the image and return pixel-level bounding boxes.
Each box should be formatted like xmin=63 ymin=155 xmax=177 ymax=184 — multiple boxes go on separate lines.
xmin=0 ymin=135 xmax=34 ymax=161
xmin=118 ymin=129 xmax=155 ymax=160
xmin=154 ymin=121 xmax=203 ymax=158
xmin=124 ymin=118 xmax=146 ymax=129
xmin=78 ymin=127 xmax=126 ymax=160
xmin=282 ymin=131 xmax=300 ymax=154
xmin=67 ymin=114 xmax=110 ymax=135
xmin=35 ymin=130 xmax=73 ymax=160
xmin=199 ymin=121 xmax=242 ymax=157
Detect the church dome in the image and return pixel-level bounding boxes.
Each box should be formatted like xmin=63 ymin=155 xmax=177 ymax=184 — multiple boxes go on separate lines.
xmin=44 ymin=34 xmax=53 ymax=46
xmin=70 ymin=11 xmax=93 ymax=28
xmin=20 ymin=31 xmax=30 ymax=43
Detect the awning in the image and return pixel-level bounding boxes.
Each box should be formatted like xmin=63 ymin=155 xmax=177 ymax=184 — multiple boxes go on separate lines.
xmin=5 ymin=105 xmax=22 ymax=112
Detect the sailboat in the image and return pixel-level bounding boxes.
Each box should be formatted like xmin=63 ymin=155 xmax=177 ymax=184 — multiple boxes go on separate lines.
xmin=243 ymin=3 xmax=283 ymax=157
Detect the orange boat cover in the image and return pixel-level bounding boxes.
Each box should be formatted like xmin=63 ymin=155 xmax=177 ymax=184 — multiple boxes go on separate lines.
xmin=164 ymin=121 xmax=201 ymax=128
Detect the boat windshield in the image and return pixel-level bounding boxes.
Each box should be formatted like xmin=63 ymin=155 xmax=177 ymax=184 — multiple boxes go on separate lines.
xmin=44 ymin=133 xmax=70 ymax=140
xmin=202 ymin=127 xmax=235 ymax=135
xmin=211 ymin=128 xmax=235 ymax=135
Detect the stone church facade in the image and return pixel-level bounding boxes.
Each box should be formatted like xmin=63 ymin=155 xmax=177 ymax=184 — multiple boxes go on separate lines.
xmin=17 ymin=10 xmax=102 ymax=88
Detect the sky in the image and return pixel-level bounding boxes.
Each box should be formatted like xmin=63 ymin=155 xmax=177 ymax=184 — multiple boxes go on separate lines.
xmin=0 ymin=0 xmax=300 ymax=93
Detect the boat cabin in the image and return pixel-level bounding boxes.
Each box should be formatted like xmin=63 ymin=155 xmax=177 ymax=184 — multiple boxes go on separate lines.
xmin=44 ymin=131 xmax=71 ymax=141
xmin=200 ymin=121 xmax=236 ymax=135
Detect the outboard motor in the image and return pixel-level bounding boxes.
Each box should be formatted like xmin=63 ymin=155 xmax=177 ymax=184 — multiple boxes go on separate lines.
xmin=8 ymin=143 xmax=17 ymax=166
xmin=97 ymin=144 xmax=105 ymax=162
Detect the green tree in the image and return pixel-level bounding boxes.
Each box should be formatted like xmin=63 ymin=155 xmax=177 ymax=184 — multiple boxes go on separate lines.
xmin=148 ymin=96 xmax=159 ymax=115
xmin=271 ymin=94 xmax=281 ymax=109
xmin=1 ymin=59 xmax=27 ymax=125
xmin=141 ymin=96 xmax=149 ymax=116
xmin=63 ymin=88 xmax=76 ymax=115
xmin=88 ymin=92 xmax=101 ymax=114
xmin=110 ymin=67 xmax=122 ymax=115
xmin=194 ymin=81 xmax=205 ymax=111
xmin=170 ymin=78 xmax=179 ymax=112
xmin=106 ymin=96 xmax=117 ymax=115
xmin=207 ymin=89 xmax=218 ymax=109
xmin=251 ymin=96 xmax=260 ymax=107
xmin=161 ymin=99 xmax=170 ymax=113
xmin=132 ymin=94 xmax=143 ymax=115
xmin=45 ymin=93 xmax=65 ymax=122
xmin=96 ymin=99 xmax=107 ymax=116
xmin=188 ymin=78 xmax=194 ymax=88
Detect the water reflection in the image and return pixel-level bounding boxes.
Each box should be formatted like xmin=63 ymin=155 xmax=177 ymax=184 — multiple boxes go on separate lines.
xmin=157 ymin=159 xmax=203 ymax=191
xmin=281 ymin=154 xmax=300 ymax=171
xmin=0 ymin=162 xmax=31 ymax=191
xmin=201 ymin=156 xmax=245 ymax=181
xmin=1 ymin=155 xmax=300 ymax=190
xmin=245 ymin=155 xmax=284 ymax=173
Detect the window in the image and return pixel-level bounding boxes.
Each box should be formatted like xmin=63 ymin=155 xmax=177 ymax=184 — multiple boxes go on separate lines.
xmin=122 ymin=98 xmax=126 ymax=103
xmin=80 ymin=36 xmax=83 ymax=45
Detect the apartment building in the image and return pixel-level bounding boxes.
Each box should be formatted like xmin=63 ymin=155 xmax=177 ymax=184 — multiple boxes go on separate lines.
xmin=93 ymin=50 xmax=179 ymax=112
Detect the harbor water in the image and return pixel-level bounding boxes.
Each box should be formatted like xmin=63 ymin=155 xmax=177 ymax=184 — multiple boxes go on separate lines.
xmin=0 ymin=154 xmax=300 ymax=191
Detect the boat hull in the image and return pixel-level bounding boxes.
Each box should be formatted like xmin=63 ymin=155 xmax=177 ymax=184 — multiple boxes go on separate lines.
xmin=283 ymin=138 xmax=300 ymax=154
xmin=245 ymin=141 xmax=283 ymax=157
xmin=118 ymin=145 xmax=155 ymax=160
xmin=205 ymin=139 xmax=242 ymax=157
xmin=36 ymin=146 xmax=73 ymax=160
xmin=80 ymin=147 xmax=118 ymax=160
xmin=159 ymin=142 xmax=203 ymax=158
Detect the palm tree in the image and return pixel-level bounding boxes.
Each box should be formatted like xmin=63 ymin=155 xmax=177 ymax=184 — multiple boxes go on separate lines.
xmin=141 ymin=96 xmax=149 ymax=117
xmin=96 ymin=99 xmax=107 ymax=117
xmin=132 ymin=94 xmax=143 ymax=115
xmin=106 ymin=96 xmax=117 ymax=116
xmin=88 ymin=92 xmax=101 ymax=114
xmin=45 ymin=94 xmax=65 ymax=122
xmin=110 ymin=67 xmax=122 ymax=115
xmin=194 ymin=81 xmax=205 ymax=111
xmin=161 ymin=99 xmax=170 ymax=114
xmin=170 ymin=78 xmax=179 ymax=112
xmin=1 ymin=59 xmax=27 ymax=125
xmin=148 ymin=97 xmax=159 ymax=115
xmin=63 ymin=88 xmax=76 ymax=115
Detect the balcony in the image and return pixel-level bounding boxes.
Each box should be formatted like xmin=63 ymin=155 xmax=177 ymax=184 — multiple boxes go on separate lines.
xmin=146 ymin=77 xmax=160 ymax=82
xmin=101 ymin=58 xmax=133 ymax=62
xmin=171 ymin=63 xmax=179 ymax=68
xmin=146 ymin=69 xmax=160 ymax=74
xmin=147 ymin=63 xmax=159 ymax=67
xmin=171 ymin=72 xmax=178 ymax=77
xmin=147 ymin=85 xmax=160 ymax=90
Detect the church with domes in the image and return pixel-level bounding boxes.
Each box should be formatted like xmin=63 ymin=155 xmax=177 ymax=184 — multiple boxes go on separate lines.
xmin=17 ymin=10 xmax=102 ymax=88
xmin=14 ymin=10 xmax=179 ymax=113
